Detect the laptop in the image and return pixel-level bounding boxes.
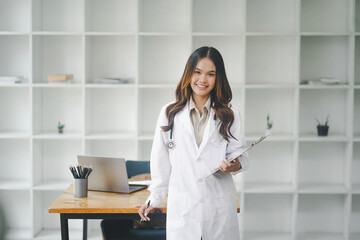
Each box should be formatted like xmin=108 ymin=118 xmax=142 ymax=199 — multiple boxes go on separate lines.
xmin=77 ymin=155 xmax=147 ymax=193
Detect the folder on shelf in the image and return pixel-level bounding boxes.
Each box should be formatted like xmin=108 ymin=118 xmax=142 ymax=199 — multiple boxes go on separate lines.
xmin=205 ymin=133 xmax=270 ymax=178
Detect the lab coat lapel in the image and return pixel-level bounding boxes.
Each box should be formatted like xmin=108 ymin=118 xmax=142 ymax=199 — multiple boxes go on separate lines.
xmin=178 ymin=103 xmax=197 ymax=142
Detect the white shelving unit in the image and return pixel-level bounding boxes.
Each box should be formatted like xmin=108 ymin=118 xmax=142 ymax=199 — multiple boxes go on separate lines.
xmin=0 ymin=0 xmax=358 ymax=239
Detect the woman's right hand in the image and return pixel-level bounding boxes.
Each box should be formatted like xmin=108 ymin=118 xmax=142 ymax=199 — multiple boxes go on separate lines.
xmin=138 ymin=203 xmax=154 ymax=221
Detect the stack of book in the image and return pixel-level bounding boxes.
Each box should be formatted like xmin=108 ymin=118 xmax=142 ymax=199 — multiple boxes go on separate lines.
xmin=300 ymin=77 xmax=341 ymax=85
xmin=48 ymin=74 xmax=73 ymax=84
xmin=94 ymin=77 xmax=134 ymax=84
xmin=0 ymin=76 xmax=25 ymax=85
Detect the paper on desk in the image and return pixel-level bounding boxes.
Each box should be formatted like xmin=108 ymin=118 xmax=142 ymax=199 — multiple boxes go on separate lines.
xmin=205 ymin=133 xmax=271 ymax=179
xmin=128 ymin=180 xmax=152 ymax=186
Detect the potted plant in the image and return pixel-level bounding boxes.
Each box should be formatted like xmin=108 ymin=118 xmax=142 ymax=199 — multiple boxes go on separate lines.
xmin=315 ymin=115 xmax=329 ymax=136
xmin=57 ymin=121 xmax=65 ymax=134
xmin=265 ymin=113 xmax=273 ymax=135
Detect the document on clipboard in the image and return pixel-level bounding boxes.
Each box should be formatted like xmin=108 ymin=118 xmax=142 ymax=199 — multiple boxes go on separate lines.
xmin=205 ymin=133 xmax=271 ymax=178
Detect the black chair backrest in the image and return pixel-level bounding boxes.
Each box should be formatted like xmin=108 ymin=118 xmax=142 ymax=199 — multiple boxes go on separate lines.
xmin=125 ymin=160 xmax=150 ymax=178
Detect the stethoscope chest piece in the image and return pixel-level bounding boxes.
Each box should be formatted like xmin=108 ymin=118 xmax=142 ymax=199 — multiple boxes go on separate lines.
xmin=167 ymin=140 xmax=175 ymax=149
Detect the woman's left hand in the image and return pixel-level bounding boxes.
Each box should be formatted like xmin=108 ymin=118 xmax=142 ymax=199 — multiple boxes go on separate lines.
xmin=219 ymin=158 xmax=241 ymax=173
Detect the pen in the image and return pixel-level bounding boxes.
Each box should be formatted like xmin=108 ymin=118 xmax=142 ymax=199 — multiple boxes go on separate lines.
xmin=141 ymin=200 xmax=151 ymax=222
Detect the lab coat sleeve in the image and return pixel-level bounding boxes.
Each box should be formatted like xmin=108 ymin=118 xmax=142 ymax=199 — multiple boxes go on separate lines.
xmin=225 ymin=108 xmax=249 ymax=175
xmin=145 ymin=106 xmax=172 ymax=208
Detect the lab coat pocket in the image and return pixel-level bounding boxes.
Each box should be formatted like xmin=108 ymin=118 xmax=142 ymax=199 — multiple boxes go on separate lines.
xmin=166 ymin=192 xmax=189 ymax=230
xmin=214 ymin=192 xmax=238 ymax=228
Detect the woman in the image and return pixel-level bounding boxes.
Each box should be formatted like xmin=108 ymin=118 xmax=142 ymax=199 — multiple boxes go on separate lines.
xmin=138 ymin=46 xmax=249 ymax=240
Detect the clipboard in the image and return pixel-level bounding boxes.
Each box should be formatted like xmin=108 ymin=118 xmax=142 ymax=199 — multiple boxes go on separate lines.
xmin=205 ymin=133 xmax=271 ymax=178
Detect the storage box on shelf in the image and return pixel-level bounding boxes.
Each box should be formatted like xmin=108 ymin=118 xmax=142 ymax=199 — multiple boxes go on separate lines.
xmin=85 ymin=88 xmax=136 ymax=138
xmin=297 ymin=194 xmax=349 ymax=240
xmin=85 ymin=0 xmax=137 ymax=33
xmin=139 ymin=0 xmax=191 ymax=33
xmin=85 ymin=35 xmax=136 ymax=84
xmin=139 ymin=35 xmax=191 ymax=85
xmin=33 ymin=88 xmax=83 ymax=138
xmin=243 ymin=193 xmax=294 ymax=239
xmin=0 ymin=139 xmax=31 ymax=190
xmin=33 ymin=139 xmax=82 ymax=190
xmin=193 ymin=36 xmax=244 ymax=85
xmin=0 ymin=190 xmax=32 ymax=240
xmin=32 ymin=0 xmax=83 ymax=33
xmin=244 ymin=141 xmax=295 ymax=193
xmin=246 ymin=0 xmax=296 ymax=33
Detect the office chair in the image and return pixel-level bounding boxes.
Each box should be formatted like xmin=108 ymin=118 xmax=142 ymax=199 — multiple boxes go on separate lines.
xmin=100 ymin=160 xmax=166 ymax=240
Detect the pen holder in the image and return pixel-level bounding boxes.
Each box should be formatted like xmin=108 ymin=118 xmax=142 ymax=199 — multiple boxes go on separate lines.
xmin=74 ymin=179 xmax=88 ymax=198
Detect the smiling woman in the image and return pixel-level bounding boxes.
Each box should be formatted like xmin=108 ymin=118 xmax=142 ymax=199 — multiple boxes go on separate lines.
xmin=138 ymin=46 xmax=249 ymax=240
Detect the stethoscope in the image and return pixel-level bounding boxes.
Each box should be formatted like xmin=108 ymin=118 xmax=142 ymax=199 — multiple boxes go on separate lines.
xmin=166 ymin=113 xmax=217 ymax=149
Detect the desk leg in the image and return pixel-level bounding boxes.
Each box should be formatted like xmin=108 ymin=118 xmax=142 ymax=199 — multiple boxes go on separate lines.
xmin=83 ymin=219 xmax=87 ymax=240
xmin=60 ymin=214 xmax=69 ymax=240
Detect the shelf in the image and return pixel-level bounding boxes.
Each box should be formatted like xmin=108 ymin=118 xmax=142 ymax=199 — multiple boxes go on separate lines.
xmin=0 ymin=0 xmax=30 ymax=32
xmin=298 ymin=183 xmax=348 ymax=194
xmin=192 ymin=0 xmax=243 ymax=33
xmin=244 ymin=194 xmax=293 ymax=233
xmin=243 ymin=141 xmax=294 ymax=185
xmin=0 ymin=88 xmax=30 ymax=134
xmin=85 ymin=139 xmax=136 ymax=160
xmin=139 ymin=35 xmax=191 ymax=84
xmin=33 ymin=139 xmax=82 ymax=186
xmin=33 ymin=131 xmax=83 ymax=139
xmin=0 ymin=35 xmax=30 ymax=81
xmin=85 ymin=0 xmax=137 ymax=32
xmin=299 ymin=84 xmax=350 ymax=89
xmin=244 ymin=182 xmax=294 ymax=193
xmin=298 ymin=134 xmax=349 ymax=142
xmin=139 ymin=0 xmax=191 ymax=32
xmin=33 ymin=88 xmax=83 ymax=134
xmin=245 ymin=89 xmax=295 ymax=136
xmin=85 ymin=88 xmax=136 ymax=135
xmin=297 ymin=233 xmax=345 ymax=240
xmin=85 ymin=35 xmax=135 ymax=84
xmin=354 ymin=89 xmax=360 ymax=136
xmin=0 ymin=180 xmax=31 ymax=190
xmin=32 ymin=0 xmax=83 ymax=32
xmin=297 ymin=194 xmax=346 ymax=235
xmin=298 ymin=142 xmax=348 ymax=190
xmin=85 ymin=83 xmax=135 ymax=88
xmin=33 ymin=180 xmax=72 ymax=191
xmin=246 ymin=35 xmax=296 ymax=85
xmin=246 ymin=133 xmax=295 ymax=142
xmin=300 ymin=36 xmax=350 ymax=85
xmin=0 ymin=132 xmax=30 ymax=139
xmin=33 ymin=83 xmax=82 ymax=88
xmin=4 ymin=229 xmax=32 ymax=240
xmin=85 ymin=132 xmax=136 ymax=140
xmin=193 ymin=35 xmax=244 ymax=84
xmin=243 ymin=232 xmax=293 ymax=240
xmin=350 ymin=194 xmax=360 ymax=236
xmin=300 ymin=0 xmax=350 ymax=33
xmin=246 ymin=0 xmax=296 ymax=33
xmin=299 ymin=89 xmax=349 ymax=137
xmin=245 ymin=84 xmax=296 ymax=89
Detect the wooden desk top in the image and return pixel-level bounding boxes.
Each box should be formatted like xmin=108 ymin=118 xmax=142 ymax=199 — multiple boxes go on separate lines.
xmin=49 ymin=184 xmax=240 ymax=214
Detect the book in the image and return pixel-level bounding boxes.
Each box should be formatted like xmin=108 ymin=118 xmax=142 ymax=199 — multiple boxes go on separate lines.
xmin=48 ymin=74 xmax=74 ymax=81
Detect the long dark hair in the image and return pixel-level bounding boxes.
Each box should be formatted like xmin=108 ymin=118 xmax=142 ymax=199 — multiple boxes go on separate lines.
xmin=161 ymin=46 xmax=236 ymax=141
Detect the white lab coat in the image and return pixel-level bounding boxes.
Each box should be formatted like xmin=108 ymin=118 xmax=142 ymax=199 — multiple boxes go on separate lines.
xmin=146 ymin=102 xmax=248 ymax=240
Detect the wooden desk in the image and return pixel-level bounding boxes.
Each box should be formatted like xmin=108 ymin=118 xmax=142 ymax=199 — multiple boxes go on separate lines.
xmin=49 ymin=184 xmax=240 ymax=240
